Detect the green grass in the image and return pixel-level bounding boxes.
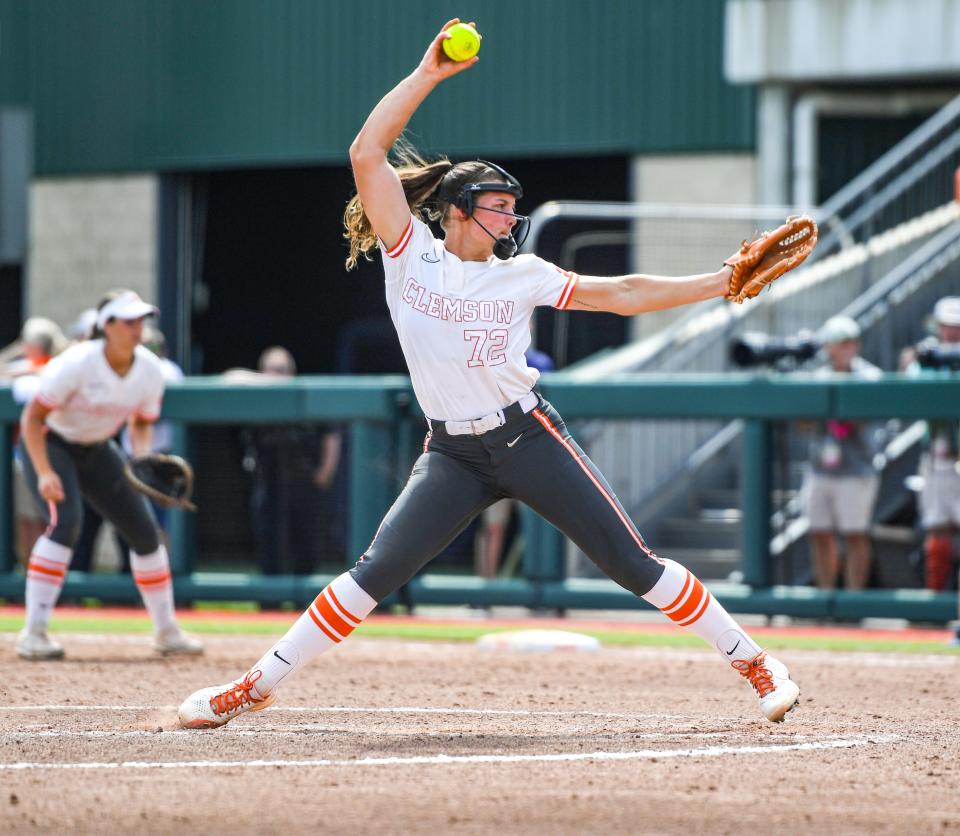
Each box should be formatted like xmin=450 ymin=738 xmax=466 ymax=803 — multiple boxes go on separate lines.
xmin=2 ymin=614 xmax=956 ymax=654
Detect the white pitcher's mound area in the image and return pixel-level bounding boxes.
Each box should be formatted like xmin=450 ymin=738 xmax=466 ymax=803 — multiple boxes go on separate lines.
xmin=476 ymin=629 xmax=600 ymax=652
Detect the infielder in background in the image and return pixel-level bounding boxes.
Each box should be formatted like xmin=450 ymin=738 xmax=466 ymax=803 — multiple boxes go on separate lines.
xmin=16 ymin=290 xmax=203 ymax=660
xmin=179 ymin=20 xmax=802 ymax=727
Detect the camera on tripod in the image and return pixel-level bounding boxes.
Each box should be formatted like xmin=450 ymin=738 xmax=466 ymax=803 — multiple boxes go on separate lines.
xmin=915 ymin=337 xmax=960 ymax=371
xmin=729 ymin=331 xmax=820 ymax=369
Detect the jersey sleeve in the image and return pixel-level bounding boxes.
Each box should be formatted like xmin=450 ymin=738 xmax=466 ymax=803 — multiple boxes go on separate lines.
xmin=136 ymin=360 xmax=165 ymax=422
xmin=527 ymin=257 xmax=580 ymax=309
xmin=378 ymin=215 xmax=435 ymax=285
xmin=33 ymin=351 xmax=79 ymax=410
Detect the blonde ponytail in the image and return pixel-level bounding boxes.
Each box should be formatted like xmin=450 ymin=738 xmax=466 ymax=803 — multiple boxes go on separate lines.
xmin=343 ymin=139 xmax=453 ymax=270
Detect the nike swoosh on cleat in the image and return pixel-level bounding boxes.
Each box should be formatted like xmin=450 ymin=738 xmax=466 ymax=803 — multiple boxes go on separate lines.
xmin=273 ymin=650 xmax=291 ymax=665
xmin=725 ymin=639 xmax=741 ymax=656
xmin=507 ymin=434 xmax=523 ymax=447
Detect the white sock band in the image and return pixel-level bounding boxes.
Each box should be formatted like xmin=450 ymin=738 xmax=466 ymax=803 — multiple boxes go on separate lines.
xmin=643 ymin=559 xmax=760 ymax=664
xmin=131 ymin=546 xmax=176 ymax=633
xmin=251 ymin=572 xmax=377 ymax=696
xmin=24 ymin=536 xmax=72 ymax=632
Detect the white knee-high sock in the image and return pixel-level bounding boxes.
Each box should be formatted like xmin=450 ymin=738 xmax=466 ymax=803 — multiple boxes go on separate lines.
xmin=248 ymin=572 xmax=377 ymax=698
xmin=130 ymin=546 xmax=176 ymax=633
xmin=642 ymin=559 xmax=761 ymax=664
xmin=24 ymin=536 xmax=72 ymax=632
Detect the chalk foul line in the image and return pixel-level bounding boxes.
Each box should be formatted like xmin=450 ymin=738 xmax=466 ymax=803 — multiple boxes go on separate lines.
xmin=0 ymin=734 xmax=899 ymax=771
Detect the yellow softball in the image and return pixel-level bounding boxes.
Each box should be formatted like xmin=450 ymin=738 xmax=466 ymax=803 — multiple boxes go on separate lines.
xmin=442 ymin=22 xmax=481 ymax=62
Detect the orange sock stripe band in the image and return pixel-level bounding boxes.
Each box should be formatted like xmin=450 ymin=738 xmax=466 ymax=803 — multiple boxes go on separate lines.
xmin=531 ymin=409 xmax=660 ymax=563
xmin=307 ymin=604 xmax=342 ymax=643
xmin=315 ymin=590 xmax=356 ymax=638
xmin=29 ymin=553 xmax=68 ymax=571
xmin=326 ymin=587 xmax=361 ymax=625
xmin=661 ymin=571 xmax=692 ymax=614
xmin=664 ymin=574 xmax=708 ymax=624
xmin=677 ymin=589 xmax=711 ymax=627
xmin=27 ymin=560 xmax=65 ymax=579
xmin=27 ymin=571 xmax=64 ymax=586
xmin=135 ymin=573 xmax=172 ymax=588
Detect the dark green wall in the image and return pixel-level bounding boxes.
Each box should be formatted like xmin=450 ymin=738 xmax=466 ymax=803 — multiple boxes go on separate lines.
xmin=0 ymin=0 xmax=754 ymax=175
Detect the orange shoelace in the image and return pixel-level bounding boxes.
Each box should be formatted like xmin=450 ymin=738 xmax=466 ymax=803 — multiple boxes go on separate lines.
xmin=732 ymin=652 xmax=775 ymax=698
xmin=210 ymin=669 xmax=264 ymax=717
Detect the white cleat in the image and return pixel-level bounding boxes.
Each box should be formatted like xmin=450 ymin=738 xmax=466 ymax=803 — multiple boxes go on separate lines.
xmin=178 ymin=669 xmax=275 ymax=729
xmin=732 ymin=651 xmax=800 ymax=723
xmin=16 ymin=628 xmax=65 ymax=660
xmin=154 ymin=626 xmax=205 ymax=656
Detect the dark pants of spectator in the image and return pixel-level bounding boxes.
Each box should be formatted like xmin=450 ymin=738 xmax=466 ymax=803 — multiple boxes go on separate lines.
xmin=251 ymin=477 xmax=329 ymax=575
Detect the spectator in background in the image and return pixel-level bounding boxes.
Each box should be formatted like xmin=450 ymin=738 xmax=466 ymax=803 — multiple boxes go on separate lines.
xmin=1 ymin=318 xmax=69 ymax=568
xmin=901 ymin=297 xmax=960 ymax=644
xmin=802 ymin=316 xmax=882 ymax=590
xmin=234 ymin=347 xmax=342 ymax=575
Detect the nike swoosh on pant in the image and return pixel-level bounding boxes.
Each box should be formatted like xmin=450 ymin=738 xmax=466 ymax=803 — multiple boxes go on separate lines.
xmin=507 ymin=434 xmax=523 ymax=447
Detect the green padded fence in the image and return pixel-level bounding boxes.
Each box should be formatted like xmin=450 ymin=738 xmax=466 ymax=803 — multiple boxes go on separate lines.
xmin=1 ymin=373 xmax=958 ymax=620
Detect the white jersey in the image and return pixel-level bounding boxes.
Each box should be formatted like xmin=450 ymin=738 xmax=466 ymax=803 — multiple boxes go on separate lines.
xmin=34 ymin=339 xmax=165 ymax=444
xmin=381 ymin=216 xmax=579 ymax=421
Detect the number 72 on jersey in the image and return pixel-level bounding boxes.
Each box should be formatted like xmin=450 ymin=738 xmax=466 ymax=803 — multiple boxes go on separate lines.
xmin=464 ymin=329 xmax=508 ymax=368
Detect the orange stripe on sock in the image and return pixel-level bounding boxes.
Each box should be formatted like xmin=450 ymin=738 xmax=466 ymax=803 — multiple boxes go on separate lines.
xmin=27 ymin=571 xmax=63 ymax=586
xmin=135 ymin=573 xmax=171 ymax=588
xmin=27 ymin=561 xmax=65 ymax=579
xmin=666 ymin=575 xmax=707 ymax=624
xmin=308 ymin=603 xmax=341 ymax=643
xmin=316 ymin=590 xmax=355 ymax=638
xmin=326 ymin=587 xmax=361 ymax=625
xmin=677 ymin=589 xmax=712 ymax=627
xmin=661 ymin=571 xmax=692 ymax=615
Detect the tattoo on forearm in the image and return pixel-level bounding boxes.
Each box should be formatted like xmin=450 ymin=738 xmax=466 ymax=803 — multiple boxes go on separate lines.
xmin=570 ymin=299 xmax=600 ymax=310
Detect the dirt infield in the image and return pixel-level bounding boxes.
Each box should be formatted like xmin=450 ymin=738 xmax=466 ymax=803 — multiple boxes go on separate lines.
xmin=2 ymin=633 xmax=958 ymax=835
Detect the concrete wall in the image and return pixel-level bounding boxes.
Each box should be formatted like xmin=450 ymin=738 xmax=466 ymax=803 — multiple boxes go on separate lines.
xmin=628 ymin=153 xmax=759 ymax=340
xmin=28 ymin=175 xmax=157 ymax=330
xmin=727 ymin=0 xmax=960 ymax=82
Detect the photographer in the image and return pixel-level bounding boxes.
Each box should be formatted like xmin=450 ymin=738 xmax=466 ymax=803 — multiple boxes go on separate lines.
xmin=901 ymin=299 xmax=960 ymax=634
xmin=801 ymin=316 xmax=882 ymax=590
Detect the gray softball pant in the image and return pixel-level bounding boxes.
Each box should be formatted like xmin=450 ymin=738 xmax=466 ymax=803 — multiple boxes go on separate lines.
xmin=350 ymin=394 xmax=665 ymax=601
xmin=22 ymin=432 xmax=160 ymax=555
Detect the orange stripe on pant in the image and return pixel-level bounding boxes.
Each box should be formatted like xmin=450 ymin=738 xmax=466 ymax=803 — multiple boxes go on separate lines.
xmin=531 ymin=409 xmax=660 ymax=562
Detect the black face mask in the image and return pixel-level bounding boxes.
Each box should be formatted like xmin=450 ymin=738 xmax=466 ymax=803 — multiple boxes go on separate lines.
xmin=435 ymin=160 xmax=530 ymax=260
xmin=469 ymin=206 xmax=531 ymax=260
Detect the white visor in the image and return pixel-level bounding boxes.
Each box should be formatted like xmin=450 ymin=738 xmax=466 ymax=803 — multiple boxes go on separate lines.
xmin=96 ymin=291 xmax=158 ymax=330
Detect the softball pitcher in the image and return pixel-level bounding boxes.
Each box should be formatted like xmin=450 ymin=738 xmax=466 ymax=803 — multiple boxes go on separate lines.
xmin=179 ymin=20 xmax=800 ymax=727
xmin=16 ymin=290 xmax=203 ymax=659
